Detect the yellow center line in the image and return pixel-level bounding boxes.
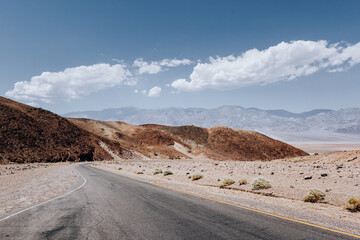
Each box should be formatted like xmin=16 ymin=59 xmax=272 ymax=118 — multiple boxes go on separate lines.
xmin=91 ymin=165 xmax=360 ymax=239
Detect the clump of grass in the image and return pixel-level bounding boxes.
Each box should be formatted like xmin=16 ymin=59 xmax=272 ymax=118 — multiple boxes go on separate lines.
xmin=219 ymin=178 xmax=235 ymax=188
xmin=153 ymin=169 xmax=163 ymax=175
xmin=163 ymin=170 xmax=173 ymax=176
xmin=136 ymin=171 xmax=144 ymax=174
xmin=344 ymin=196 xmax=360 ymax=212
xmin=304 ymin=189 xmax=325 ymax=203
xmin=118 ymin=167 xmax=122 ymax=170
xmin=238 ymin=179 xmax=247 ymax=185
xmin=252 ymin=177 xmax=271 ymax=190
xmin=191 ymin=174 xmax=203 ymax=181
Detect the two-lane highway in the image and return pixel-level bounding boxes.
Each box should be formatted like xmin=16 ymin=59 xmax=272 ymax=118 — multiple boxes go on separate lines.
xmin=0 ymin=164 xmax=358 ymax=239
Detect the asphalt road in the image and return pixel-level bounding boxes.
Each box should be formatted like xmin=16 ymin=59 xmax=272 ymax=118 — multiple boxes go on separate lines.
xmin=0 ymin=164 xmax=357 ymax=240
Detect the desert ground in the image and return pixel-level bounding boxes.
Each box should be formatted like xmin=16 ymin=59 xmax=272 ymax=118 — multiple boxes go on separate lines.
xmin=92 ymin=150 xmax=360 ymax=235
xmin=293 ymin=143 xmax=360 ymax=154
xmin=0 ymin=149 xmax=359 ymax=235
xmin=0 ymin=163 xmax=76 ymax=218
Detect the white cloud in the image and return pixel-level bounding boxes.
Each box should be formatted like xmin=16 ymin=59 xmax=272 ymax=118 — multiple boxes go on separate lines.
xmin=147 ymin=86 xmax=162 ymax=97
xmin=171 ymin=40 xmax=360 ymax=91
xmin=133 ymin=58 xmax=192 ymax=74
xmin=134 ymin=89 xmax=138 ymax=93
xmin=6 ymin=63 xmax=132 ymax=103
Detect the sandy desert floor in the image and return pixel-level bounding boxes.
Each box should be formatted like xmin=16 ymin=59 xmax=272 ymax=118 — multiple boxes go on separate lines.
xmin=0 ymin=163 xmax=76 ymax=218
xmin=293 ymin=143 xmax=360 ymax=154
xmin=93 ymin=150 xmax=360 ymax=235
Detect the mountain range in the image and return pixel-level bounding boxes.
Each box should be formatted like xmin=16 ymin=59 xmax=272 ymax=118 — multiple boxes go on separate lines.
xmin=64 ymin=106 xmax=360 ymax=143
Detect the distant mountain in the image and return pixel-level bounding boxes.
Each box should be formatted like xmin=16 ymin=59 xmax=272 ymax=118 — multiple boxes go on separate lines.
xmin=64 ymin=106 xmax=360 ymax=143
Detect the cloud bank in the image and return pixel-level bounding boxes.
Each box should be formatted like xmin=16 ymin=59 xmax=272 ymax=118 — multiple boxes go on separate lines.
xmin=171 ymin=40 xmax=360 ymax=91
xmin=142 ymin=86 xmax=162 ymax=97
xmin=134 ymin=58 xmax=192 ymax=74
xmin=6 ymin=63 xmax=132 ymax=103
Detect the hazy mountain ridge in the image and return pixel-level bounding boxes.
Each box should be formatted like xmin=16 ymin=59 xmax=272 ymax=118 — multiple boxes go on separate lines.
xmin=64 ymin=106 xmax=360 ymax=142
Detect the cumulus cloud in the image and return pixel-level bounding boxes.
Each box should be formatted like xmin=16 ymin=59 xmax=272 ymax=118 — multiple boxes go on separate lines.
xmin=6 ymin=63 xmax=132 ymax=103
xmin=147 ymin=86 xmax=162 ymax=97
xmin=133 ymin=58 xmax=192 ymax=74
xmin=171 ymin=40 xmax=360 ymax=91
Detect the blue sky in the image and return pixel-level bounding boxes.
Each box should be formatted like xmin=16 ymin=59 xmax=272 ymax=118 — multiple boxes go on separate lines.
xmin=1 ymin=0 xmax=360 ymax=114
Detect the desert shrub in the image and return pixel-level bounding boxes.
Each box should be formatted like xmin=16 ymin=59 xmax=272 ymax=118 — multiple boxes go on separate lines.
xmin=238 ymin=179 xmax=247 ymax=185
xmin=153 ymin=169 xmax=163 ymax=175
xmin=344 ymin=196 xmax=360 ymax=212
xmin=219 ymin=178 xmax=235 ymax=188
xmin=118 ymin=167 xmax=122 ymax=170
xmin=252 ymin=177 xmax=271 ymax=190
xmin=191 ymin=174 xmax=203 ymax=181
xmin=304 ymin=189 xmax=325 ymax=203
xmin=163 ymin=170 xmax=173 ymax=176
xmin=136 ymin=171 xmax=144 ymax=174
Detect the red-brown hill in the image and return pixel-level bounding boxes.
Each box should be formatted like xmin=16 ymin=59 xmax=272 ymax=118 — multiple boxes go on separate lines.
xmin=1 ymin=96 xmax=308 ymax=163
xmin=0 ymin=97 xmax=123 ymax=163
xmin=68 ymin=119 xmax=309 ymax=161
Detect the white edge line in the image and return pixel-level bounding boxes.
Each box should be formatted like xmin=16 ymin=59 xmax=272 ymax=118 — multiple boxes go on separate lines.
xmin=0 ymin=169 xmax=87 ymax=222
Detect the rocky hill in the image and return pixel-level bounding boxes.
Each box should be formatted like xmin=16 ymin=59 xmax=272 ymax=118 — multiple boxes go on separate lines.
xmin=0 ymin=97 xmax=123 ymax=163
xmin=68 ymin=119 xmax=308 ymax=161
xmin=1 ymin=97 xmax=308 ymax=163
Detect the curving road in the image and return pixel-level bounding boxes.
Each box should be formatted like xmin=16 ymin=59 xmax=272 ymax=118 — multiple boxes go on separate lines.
xmin=0 ymin=164 xmax=358 ymax=240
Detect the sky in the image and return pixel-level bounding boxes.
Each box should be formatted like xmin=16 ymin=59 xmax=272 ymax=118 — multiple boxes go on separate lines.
xmin=1 ymin=0 xmax=360 ymax=114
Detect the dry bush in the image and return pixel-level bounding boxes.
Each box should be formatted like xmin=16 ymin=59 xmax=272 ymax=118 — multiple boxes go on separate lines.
xmin=219 ymin=178 xmax=235 ymax=188
xmin=153 ymin=169 xmax=163 ymax=175
xmin=163 ymin=170 xmax=173 ymax=176
xmin=238 ymin=179 xmax=247 ymax=185
xmin=136 ymin=171 xmax=144 ymax=174
xmin=118 ymin=167 xmax=122 ymax=170
xmin=252 ymin=177 xmax=271 ymax=190
xmin=191 ymin=174 xmax=203 ymax=181
xmin=344 ymin=196 xmax=360 ymax=212
xmin=304 ymin=189 xmax=325 ymax=203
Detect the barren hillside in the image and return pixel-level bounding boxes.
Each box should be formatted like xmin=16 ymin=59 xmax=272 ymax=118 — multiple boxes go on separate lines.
xmin=0 ymin=97 xmax=123 ymax=163
xmin=68 ymin=118 xmax=308 ymax=161
xmin=1 ymin=97 xmax=308 ymax=163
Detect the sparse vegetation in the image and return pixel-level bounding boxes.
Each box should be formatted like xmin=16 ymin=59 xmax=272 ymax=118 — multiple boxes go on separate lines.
xmin=153 ymin=169 xmax=163 ymax=175
xmin=238 ymin=179 xmax=247 ymax=185
xmin=118 ymin=167 xmax=122 ymax=170
xmin=344 ymin=196 xmax=360 ymax=212
xmin=304 ymin=189 xmax=325 ymax=203
xmin=191 ymin=174 xmax=203 ymax=181
xmin=219 ymin=178 xmax=235 ymax=188
xmin=136 ymin=171 xmax=143 ymax=174
xmin=252 ymin=177 xmax=271 ymax=190
xmin=163 ymin=170 xmax=173 ymax=176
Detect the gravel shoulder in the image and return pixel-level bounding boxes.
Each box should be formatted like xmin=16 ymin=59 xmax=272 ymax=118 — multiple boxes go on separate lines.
xmin=0 ymin=163 xmax=77 ymax=218
xmin=93 ymin=151 xmax=360 ymax=236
